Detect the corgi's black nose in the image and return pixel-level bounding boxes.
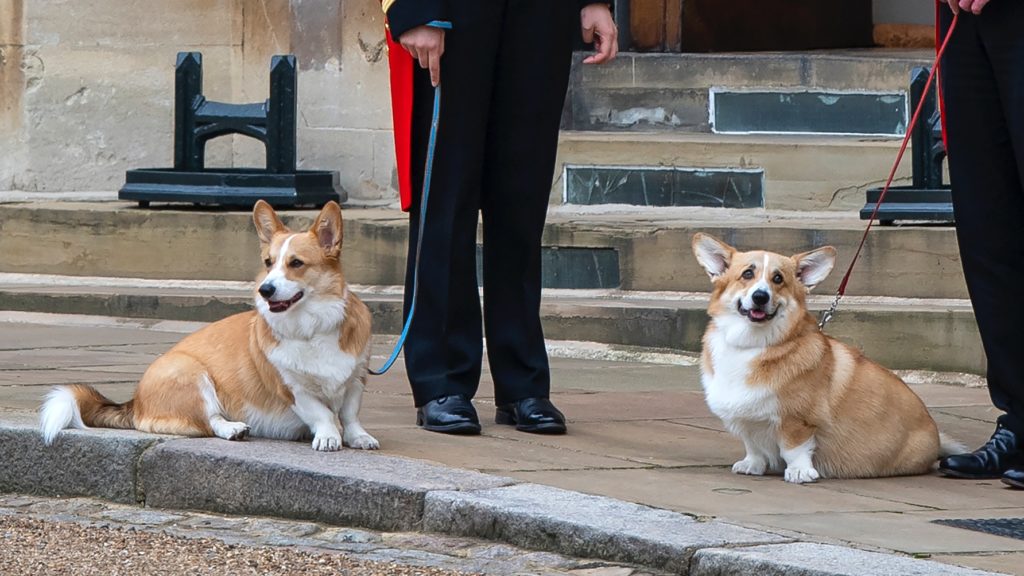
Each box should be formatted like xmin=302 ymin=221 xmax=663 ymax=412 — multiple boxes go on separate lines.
xmin=751 ymin=289 xmax=770 ymax=306
xmin=258 ymin=283 xmax=276 ymax=299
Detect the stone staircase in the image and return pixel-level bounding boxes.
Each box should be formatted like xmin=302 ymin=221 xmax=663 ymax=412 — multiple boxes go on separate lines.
xmin=0 ymin=200 xmax=981 ymax=373
xmin=553 ymin=48 xmax=935 ymax=212
xmin=0 ymin=49 xmax=981 ymax=374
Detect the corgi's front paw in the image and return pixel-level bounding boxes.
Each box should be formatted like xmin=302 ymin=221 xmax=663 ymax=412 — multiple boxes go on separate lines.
xmin=732 ymin=457 xmax=767 ymax=476
xmin=784 ymin=466 xmax=820 ymax=484
xmin=344 ymin=432 xmax=380 ymax=450
xmin=311 ymin=432 xmax=342 ymax=452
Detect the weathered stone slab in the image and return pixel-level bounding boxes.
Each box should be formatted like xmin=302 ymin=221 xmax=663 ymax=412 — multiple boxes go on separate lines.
xmin=422 ymin=483 xmax=787 ymax=573
xmin=140 ymin=438 xmax=515 ymax=532
xmin=0 ymin=412 xmax=166 ymax=503
xmin=690 ymin=543 xmax=1006 ymax=576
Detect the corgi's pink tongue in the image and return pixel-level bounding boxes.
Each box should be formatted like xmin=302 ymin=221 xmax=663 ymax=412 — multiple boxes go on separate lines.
xmin=749 ymin=309 xmax=767 ymax=320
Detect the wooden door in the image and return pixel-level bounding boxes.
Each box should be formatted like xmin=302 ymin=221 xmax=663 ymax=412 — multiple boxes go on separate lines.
xmin=629 ymin=0 xmax=683 ymax=52
xmin=628 ymin=0 xmax=874 ymax=53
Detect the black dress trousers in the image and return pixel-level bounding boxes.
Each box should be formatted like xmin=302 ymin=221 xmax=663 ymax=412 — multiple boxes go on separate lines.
xmin=940 ymin=2 xmax=1024 ymax=436
xmin=401 ymin=0 xmax=579 ymax=407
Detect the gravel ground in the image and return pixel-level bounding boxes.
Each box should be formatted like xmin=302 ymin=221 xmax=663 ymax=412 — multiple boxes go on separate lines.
xmin=0 ymin=515 xmax=474 ymax=576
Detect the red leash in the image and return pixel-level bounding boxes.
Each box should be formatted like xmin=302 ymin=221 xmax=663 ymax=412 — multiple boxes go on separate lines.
xmin=819 ymin=11 xmax=960 ymax=329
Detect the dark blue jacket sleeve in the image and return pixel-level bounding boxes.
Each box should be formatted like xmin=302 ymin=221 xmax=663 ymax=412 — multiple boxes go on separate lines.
xmin=386 ymin=0 xmax=446 ymax=40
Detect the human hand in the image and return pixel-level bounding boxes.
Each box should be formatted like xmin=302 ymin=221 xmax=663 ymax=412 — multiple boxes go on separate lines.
xmin=399 ymin=25 xmax=445 ymax=86
xmin=581 ymin=3 xmax=618 ymax=65
xmin=946 ymin=0 xmax=990 ymax=15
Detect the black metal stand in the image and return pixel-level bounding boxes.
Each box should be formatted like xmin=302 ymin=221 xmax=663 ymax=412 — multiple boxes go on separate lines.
xmin=120 ymin=52 xmax=343 ymax=208
xmin=860 ymin=67 xmax=953 ymax=224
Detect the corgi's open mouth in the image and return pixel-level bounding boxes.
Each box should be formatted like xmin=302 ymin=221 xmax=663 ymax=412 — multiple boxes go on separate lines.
xmin=738 ymin=302 xmax=777 ymax=323
xmin=267 ymin=291 xmax=304 ymax=313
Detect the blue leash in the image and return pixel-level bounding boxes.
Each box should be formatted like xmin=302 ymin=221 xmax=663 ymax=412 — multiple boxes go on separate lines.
xmin=369 ymin=82 xmax=442 ymax=376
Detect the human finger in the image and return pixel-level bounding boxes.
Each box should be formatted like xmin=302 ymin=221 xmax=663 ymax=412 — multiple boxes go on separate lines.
xmin=581 ymin=22 xmax=595 ymax=45
xmin=605 ymin=23 xmax=619 ymax=62
xmin=429 ymin=48 xmax=441 ymax=87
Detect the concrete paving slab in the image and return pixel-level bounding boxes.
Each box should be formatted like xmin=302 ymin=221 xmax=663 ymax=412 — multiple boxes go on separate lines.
xmin=539 ymin=359 xmax=697 ymax=393
xmin=376 ymin=427 xmax=645 ymax=473
xmin=737 ymin=509 xmax=1024 ymax=555
xmin=0 ymin=348 xmax=158 ymax=370
xmin=914 ymin=383 xmax=994 ymax=409
xmin=813 ymin=474 xmax=1024 ymax=513
xmin=932 ymin=553 xmax=1024 ymax=576
xmin=485 ymin=420 xmax=741 ymax=469
xmin=935 ymin=405 xmax=1009 ymax=426
xmin=141 ymin=437 xmax=516 ymax=532
xmin=0 ymin=412 xmax=168 ymax=504
xmin=0 ymin=369 xmax=137 ymax=386
xmin=554 ymin=390 xmax=713 ymax=422
xmin=0 ymin=322 xmax=182 ymax=349
xmin=508 ymin=467 xmax=935 ymax=518
xmin=690 ymin=542 xmax=1004 ymax=576
xmin=423 ymin=483 xmax=788 ymax=573
xmin=667 ymin=417 xmax=728 ymax=433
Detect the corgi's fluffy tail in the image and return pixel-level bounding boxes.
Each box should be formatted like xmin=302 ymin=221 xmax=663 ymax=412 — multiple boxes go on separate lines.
xmin=938 ymin=432 xmax=969 ymax=458
xmin=39 ymin=384 xmax=134 ymax=445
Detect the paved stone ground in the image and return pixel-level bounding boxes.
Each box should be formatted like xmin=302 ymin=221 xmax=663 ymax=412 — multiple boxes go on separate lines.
xmin=0 ymin=494 xmax=657 ymax=576
xmin=1 ymin=311 xmax=1022 ymax=575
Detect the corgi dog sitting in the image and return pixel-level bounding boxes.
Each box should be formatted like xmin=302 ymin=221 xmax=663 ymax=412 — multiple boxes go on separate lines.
xmin=40 ymin=200 xmax=378 ymax=451
xmin=691 ymin=233 xmax=960 ymax=483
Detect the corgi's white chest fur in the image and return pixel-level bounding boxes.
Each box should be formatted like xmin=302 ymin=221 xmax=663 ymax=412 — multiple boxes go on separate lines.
xmin=702 ymin=323 xmax=780 ymax=427
xmin=261 ymin=295 xmax=367 ymax=411
xmin=269 ymin=334 xmax=359 ymax=391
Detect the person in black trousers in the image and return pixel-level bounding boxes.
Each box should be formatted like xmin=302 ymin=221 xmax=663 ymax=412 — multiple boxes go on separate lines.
xmin=937 ymin=0 xmax=1024 ymax=489
xmin=382 ymin=1 xmax=617 ymax=435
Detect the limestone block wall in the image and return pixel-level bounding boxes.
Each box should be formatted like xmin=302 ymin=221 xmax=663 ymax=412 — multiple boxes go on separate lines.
xmin=0 ymin=0 xmax=397 ymax=204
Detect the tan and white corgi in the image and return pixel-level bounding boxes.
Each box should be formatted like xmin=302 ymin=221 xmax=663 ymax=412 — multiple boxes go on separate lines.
xmin=40 ymin=200 xmax=378 ymax=451
xmin=691 ymin=233 xmax=961 ymax=483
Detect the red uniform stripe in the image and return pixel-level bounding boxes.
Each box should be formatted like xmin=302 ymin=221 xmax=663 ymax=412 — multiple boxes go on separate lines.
xmin=386 ymin=27 xmax=415 ymax=212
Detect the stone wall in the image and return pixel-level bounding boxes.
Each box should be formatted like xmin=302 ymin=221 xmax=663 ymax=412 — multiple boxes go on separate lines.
xmin=0 ymin=0 xmax=397 ymax=204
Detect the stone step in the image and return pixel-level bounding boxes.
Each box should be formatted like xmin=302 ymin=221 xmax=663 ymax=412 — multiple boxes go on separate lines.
xmin=565 ymin=49 xmax=932 ymax=133
xmin=0 ymin=274 xmax=983 ymax=373
xmin=554 ymin=131 xmax=915 ymax=211
xmin=0 ymin=202 xmax=964 ymax=300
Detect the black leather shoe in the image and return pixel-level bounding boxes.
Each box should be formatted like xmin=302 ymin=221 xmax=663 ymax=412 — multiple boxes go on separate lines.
xmin=1003 ymin=467 xmax=1024 ymax=489
xmin=495 ymin=397 xmax=566 ymax=434
xmin=939 ymin=424 xmax=1022 ymax=479
xmin=416 ymin=395 xmax=481 ymax=435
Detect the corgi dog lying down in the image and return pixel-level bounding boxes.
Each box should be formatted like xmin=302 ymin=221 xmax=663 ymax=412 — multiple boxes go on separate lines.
xmin=41 ymin=200 xmax=378 ymax=451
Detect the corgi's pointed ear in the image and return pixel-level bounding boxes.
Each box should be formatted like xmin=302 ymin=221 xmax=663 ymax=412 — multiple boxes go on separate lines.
xmin=253 ymin=200 xmax=287 ymax=244
xmin=311 ymin=201 xmax=343 ymax=258
xmin=692 ymin=233 xmax=734 ymax=280
xmin=794 ymin=246 xmax=837 ymax=290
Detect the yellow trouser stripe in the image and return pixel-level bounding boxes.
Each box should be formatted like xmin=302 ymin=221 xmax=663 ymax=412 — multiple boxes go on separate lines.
xmin=382 ymin=0 xmax=397 ymax=14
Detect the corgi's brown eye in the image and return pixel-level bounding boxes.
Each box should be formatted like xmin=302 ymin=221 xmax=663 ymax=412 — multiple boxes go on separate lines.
xmin=773 ymin=273 xmax=784 ymax=284
xmin=288 ymin=258 xmax=304 ymax=269
xmin=742 ymin=269 xmax=755 ymax=280
xmin=263 ymin=258 xmax=272 ymax=268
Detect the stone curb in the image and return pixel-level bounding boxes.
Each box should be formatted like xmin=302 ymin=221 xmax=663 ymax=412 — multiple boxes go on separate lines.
xmin=0 ymin=412 xmax=165 ymax=504
xmin=423 ymin=483 xmax=788 ymax=573
xmin=141 ymin=438 xmax=513 ymax=532
xmin=0 ymin=415 xmax=1004 ymax=575
xmin=689 ymin=543 xmax=1001 ymax=576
